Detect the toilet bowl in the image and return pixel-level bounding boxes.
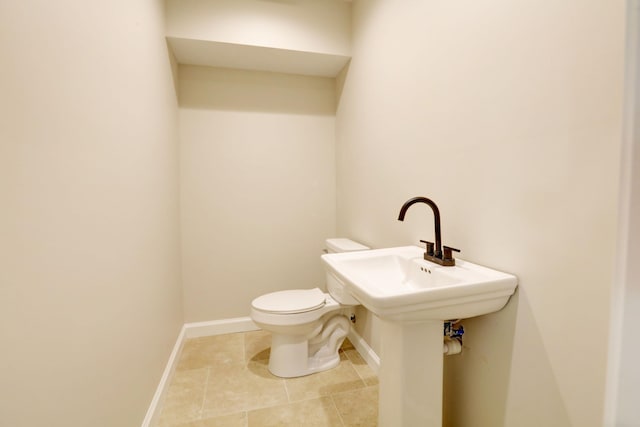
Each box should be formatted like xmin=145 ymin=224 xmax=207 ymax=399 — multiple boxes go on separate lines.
xmin=250 ymin=238 xmax=369 ymax=378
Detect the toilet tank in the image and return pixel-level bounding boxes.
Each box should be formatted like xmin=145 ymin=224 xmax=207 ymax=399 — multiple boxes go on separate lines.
xmin=325 ymin=238 xmax=369 ymax=254
xmin=324 ymin=238 xmax=369 ymax=304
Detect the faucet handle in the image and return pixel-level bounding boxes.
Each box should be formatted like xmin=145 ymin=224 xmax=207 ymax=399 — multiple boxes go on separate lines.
xmin=419 ymin=240 xmax=435 ymax=256
xmin=443 ymin=245 xmax=460 ymax=261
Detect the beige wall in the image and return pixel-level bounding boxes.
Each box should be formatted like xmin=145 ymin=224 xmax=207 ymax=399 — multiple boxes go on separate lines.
xmin=179 ymin=65 xmax=337 ymax=322
xmin=0 ymin=1 xmax=183 ymax=426
xmin=338 ymin=1 xmax=625 ymax=426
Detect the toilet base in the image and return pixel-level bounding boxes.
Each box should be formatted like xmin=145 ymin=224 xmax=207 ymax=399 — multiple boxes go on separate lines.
xmin=267 ymin=314 xmax=350 ymax=378
xmin=268 ymin=334 xmax=342 ymax=378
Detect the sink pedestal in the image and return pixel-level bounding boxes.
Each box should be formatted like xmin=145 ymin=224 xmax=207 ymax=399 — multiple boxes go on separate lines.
xmin=379 ymin=319 xmax=444 ymax=427
xmin=321 ymin=245 xmax=518 ymax=426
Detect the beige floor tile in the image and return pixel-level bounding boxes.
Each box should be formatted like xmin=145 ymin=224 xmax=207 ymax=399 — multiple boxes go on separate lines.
xmin=158 ymin=368 xmax=209 ymax=426
xmin=177 ymin=334 xmax=245 ymax=371
xmin=244 ymin=329 xmax=271 ymax=362
xmin=158 ymin=331 xmax=379 ymax=427
xmin=247 ymin=397 xmax=343 ymax=427
xmin=332 ymin=385 xmax=378 ymax=426
xmin=343 ymin=348 xmax=378 ymax=386
xmin=341 ymin=337 xmax=355 ymax=350
xmin=202 ymin=361 xmax=288 ymax=418
xmin=170 ymin=412 xmax=247 ymax=427
xmin=284 ymin=358 xmax=365 ymax=402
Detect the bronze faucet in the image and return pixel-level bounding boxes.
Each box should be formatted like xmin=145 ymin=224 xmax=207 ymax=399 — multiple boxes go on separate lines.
xmin=397 ymin=196 xmax=460 ymax=266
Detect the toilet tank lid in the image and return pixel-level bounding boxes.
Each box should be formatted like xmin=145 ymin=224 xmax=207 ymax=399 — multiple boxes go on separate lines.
xmin=325 ymin=238 xmax=369 ymax=253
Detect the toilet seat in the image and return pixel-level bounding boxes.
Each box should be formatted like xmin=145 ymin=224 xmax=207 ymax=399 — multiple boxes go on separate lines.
xmin=251 ymin=288 xmax=326 ymax=314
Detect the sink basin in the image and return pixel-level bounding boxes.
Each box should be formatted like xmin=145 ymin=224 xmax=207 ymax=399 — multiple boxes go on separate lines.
xmin=321 ymin=245 xmax=517 ymax=321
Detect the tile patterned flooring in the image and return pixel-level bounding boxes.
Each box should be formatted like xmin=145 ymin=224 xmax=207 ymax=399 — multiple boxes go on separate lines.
xmin=157 ymin=330 xmax=379 ymax=427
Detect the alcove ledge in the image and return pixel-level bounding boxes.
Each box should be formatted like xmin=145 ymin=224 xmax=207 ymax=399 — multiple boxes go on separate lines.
xmin=167 ymin=36 xmax=351 ymax=77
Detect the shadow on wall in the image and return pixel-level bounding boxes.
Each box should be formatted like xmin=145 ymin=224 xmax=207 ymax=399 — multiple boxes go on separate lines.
xmin=443 ymin=287 xmax=571 ymax=427
xmin=177 ymin=64 xmax=336 ymax=115
xmin=335 ymin=60 xmax=350 ymax=112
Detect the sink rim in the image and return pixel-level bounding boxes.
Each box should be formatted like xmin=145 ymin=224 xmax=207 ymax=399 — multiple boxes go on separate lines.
xmin=321 ymin=245 xmax=518 ymax=321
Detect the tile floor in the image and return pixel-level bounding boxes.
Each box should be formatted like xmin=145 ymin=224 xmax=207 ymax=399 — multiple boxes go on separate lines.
xmin=156 ymin=330 xmax=379 ymax=427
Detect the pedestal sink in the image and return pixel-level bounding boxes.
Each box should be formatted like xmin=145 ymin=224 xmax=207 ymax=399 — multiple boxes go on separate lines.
xmin=321 ymin=245 xmax=517 ymax=427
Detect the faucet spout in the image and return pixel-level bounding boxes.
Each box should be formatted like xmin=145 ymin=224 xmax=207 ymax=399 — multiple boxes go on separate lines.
xmin=398 ymin=197 xmax=442 ymax=257
xmin=398 ymin=196 xmax=459 ymax=266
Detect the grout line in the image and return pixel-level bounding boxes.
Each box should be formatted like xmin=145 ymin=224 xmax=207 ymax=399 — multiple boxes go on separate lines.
xmin=329 ymin=394 xmax=346 ymax=427
xmin=198 ymin=367 xmax=211 ymax=421
xmin=344 ymin=346 xmax=378 ymax=386
xmin=242 ymin=331 xmax=247 ymax=364
xmin=283 ymin=377 xmax=292 ymax=403
xmin=344 ymin=350 xmax=367 ymax=384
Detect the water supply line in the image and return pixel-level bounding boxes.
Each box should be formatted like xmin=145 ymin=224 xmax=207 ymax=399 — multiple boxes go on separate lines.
xmin=443 ymin=321 xmax=464 ymax=355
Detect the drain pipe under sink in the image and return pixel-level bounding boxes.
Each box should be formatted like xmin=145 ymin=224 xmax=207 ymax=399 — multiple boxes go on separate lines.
xmin=443 ymin=338 xmax=462 ymax=355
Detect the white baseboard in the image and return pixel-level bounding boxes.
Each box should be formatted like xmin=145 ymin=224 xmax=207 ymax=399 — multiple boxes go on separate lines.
xmin=347 ymin=328 xmax=380 ymax=374
xmin=183 ymin=316 xmax=260 ymax=338
xmin=141 ymin=324 xmax=186 ymax=427
xmin=142 ymin=316 xmax=379 ymax=427
xmin=141 ymin=317 xmax=258 ymax=427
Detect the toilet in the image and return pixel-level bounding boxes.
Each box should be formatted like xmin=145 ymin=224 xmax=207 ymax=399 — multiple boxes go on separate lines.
xmin=250 ymin=238 xmax=369 ymax=378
